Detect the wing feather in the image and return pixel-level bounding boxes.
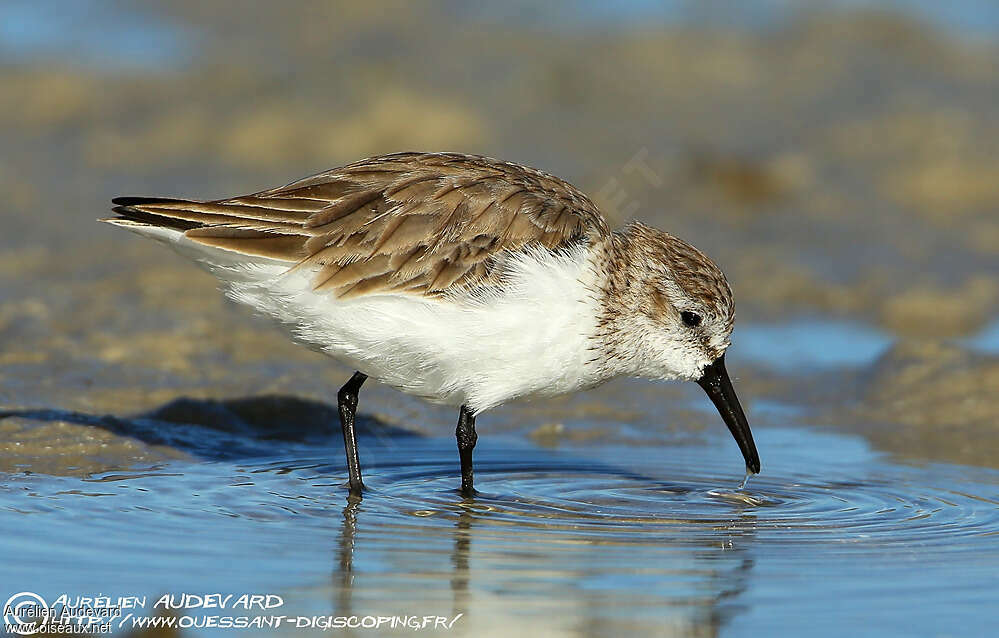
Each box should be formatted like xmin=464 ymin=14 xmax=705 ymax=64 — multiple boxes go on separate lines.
xmin=110 ymin=152 xmax=610 ymax=298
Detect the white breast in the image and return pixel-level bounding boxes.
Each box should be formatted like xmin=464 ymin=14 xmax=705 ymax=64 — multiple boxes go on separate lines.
xmin=217 ymin=243 xmax=608 ymax=412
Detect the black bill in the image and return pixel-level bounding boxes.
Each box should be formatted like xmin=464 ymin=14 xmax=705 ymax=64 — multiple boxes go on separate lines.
xmin=696 ymin=354 xmax=761 ymax=474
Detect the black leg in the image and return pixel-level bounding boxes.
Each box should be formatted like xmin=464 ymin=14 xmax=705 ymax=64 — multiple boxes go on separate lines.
xmin=337 ymin=372 xmax=367 ymax=496
xmin=456 ymin=405 xmax=478 ymax=496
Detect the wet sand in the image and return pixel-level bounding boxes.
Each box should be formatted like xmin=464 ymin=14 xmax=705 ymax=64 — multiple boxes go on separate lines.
xmin=1 ymin=6 xmax=997 ymax=472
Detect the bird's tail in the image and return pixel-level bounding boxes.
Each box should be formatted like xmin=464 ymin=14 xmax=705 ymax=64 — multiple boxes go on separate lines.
xmin=102 ymin=196 xmax=310 ymax=263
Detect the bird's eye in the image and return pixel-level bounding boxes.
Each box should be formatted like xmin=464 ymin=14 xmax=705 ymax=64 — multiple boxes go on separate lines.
xmin=681 ymin=311 xmax=702 ymax=328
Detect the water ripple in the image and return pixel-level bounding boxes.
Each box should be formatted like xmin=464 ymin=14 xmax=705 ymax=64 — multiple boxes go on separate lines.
xmin=343 ymin=446 xmax=999 ymax=558
xmin=2 ymin=427 xmax=997 ymax=634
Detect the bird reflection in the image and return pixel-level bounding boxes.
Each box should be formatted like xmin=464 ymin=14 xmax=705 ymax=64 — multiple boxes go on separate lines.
xmin=334 ymin=494 xmax=361 ymax=618
xmin=331 ymin=485 xmax=761 ymax=636
xmin=449 ymin=502 xmax=474 ymax=617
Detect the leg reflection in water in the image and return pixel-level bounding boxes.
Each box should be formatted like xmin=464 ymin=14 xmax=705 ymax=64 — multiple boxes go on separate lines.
xmin=450 ymin=507 xmax=473 ymax=618
xmin=334 ymin=495 xmax=361 ymax=619
xmin=329 ymin=467 xmax=761 ymax=635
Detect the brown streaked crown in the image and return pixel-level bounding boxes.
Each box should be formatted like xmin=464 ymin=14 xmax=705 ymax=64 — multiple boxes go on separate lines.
xmin=627 ymin=222 xmax=735 ymax=334
xmin=591 ymin=222 xmax=736 ymax=369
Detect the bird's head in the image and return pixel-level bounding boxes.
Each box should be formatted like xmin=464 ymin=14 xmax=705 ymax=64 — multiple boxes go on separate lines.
xmin=595 ymin=223 xmax=760 ymax=473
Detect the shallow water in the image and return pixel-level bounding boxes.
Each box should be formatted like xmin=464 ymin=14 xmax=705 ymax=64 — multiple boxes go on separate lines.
xmin=965 ymin=318 xmax=999 ymax=354
xmin=3 ymin=421 xmax=997 ymax=636
xmin=734 ymin=319 xmax=893 ymax=370
xmin=4 ymin=0 xmax=999 ymax=73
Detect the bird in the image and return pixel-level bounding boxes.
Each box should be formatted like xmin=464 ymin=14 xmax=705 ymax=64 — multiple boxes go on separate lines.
xmin=104 ymin=151 xmax=760 ymax=497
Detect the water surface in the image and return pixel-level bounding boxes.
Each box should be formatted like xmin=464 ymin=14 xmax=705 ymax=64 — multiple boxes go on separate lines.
xmin=3 ymin=423 xmax=997 ymax=636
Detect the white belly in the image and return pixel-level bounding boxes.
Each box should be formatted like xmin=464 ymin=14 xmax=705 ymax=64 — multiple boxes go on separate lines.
xmin=221 ymin=244 xmax=607 ymax=412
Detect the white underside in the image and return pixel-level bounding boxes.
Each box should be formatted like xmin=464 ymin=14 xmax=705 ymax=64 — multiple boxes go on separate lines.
xmin=110 ymin=220 xmax=609 ymax=412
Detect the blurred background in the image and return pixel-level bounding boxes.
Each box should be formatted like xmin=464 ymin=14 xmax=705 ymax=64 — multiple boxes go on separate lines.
xmin=1 ymin=0 xmax=996 ymax=464
xmin=1 ymin=2 xmax=998 ymax=635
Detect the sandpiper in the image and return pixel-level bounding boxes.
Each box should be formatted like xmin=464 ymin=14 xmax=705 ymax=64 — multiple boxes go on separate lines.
xmin=104 ymin=152 xmax=760 ymax=496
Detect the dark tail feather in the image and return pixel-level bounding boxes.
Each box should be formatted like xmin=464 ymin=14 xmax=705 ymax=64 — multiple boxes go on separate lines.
xmin=110 ymin=201 xmax=202 ymax=231
xmin=110 ymin=196 xmax=218 ymax=232
xmin=111 ymin=196 xmax=196 ymax=207
xmin=108 ymin=196 xmax=308 ymax=261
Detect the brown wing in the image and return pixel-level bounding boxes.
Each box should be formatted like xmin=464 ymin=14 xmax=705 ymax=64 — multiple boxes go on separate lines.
xmin=110 ymin=152 xmax=610 ymax=298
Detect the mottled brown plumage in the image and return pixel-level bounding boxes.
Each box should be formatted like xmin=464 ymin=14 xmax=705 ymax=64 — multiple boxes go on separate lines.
xmin=105 ymin=151 xmax=761 ymax=485
xmin=589 ymin=223 xmax=736 ymax=370
xmin=112 ymin=152 xmax=610 ymax=298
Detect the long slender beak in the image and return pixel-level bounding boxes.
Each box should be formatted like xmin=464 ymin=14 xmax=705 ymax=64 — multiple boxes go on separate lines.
xmin=696 ymin=354 xmax=761 ymax=474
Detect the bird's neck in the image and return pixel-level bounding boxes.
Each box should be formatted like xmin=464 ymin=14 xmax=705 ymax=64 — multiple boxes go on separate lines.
xmin=584 ymin=227 xmax=654 ymax=379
